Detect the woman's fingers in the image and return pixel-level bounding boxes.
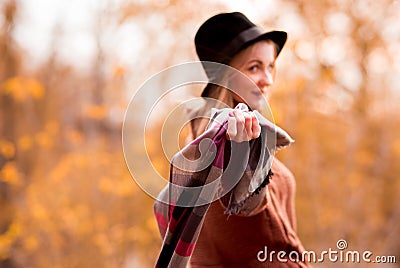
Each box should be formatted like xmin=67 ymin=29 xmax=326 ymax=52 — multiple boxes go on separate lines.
xmin=234 ymin=110 xmax=245 ymax=140
xmin=227 ymin=110 xmax=261 ymax=142
xmin=243 ymin=112 xmax=253 ymax=139
xmin=251 ymin=113 xmax=261 ymax=139
xmin=227 ymin=115 xmax=237 ymax=140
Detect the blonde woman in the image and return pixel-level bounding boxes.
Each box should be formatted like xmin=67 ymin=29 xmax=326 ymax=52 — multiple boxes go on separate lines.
xmin=155 ymin=12 xmax=309 ymax=268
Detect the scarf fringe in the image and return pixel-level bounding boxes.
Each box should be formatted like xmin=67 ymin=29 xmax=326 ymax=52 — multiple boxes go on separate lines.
xmin=224 ymin=170 xmax=274 ymax=215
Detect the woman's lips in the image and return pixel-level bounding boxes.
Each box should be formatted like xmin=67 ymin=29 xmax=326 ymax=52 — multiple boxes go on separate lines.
xmin=252 ymin=91 xmax=263 ymax=98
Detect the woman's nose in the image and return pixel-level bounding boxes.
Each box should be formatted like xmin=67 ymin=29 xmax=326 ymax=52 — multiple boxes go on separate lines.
xmin=258 ymin=71 xmax=273 ymax=92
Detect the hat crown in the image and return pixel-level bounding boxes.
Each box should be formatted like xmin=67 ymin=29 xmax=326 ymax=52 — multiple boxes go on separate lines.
xmin=195 ymin=12 xmax=255 ymax=64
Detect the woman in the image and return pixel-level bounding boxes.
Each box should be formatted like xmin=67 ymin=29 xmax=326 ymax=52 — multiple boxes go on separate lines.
xmin=155 ymin=12 xmax=309 ymax=268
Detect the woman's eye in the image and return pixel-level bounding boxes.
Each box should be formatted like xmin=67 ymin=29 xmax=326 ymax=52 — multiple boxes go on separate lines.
xmin=249 ymin=65 xmax=259 ymax=72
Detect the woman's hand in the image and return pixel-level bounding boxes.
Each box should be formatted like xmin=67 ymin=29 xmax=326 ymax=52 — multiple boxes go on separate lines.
xmin=226 ymin=110 xmax=261 ymax=142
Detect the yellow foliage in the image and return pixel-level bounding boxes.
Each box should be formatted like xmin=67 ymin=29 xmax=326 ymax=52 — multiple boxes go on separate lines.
xmin=1 ymin=77 xmax=26 ymax=101
xmin=23 ymin=235 xmax=39 ymax=252
xmin=0 ymin=2 xmax=399 ymax=267
xmin=66 ymin=129 xmax=84 ymax=145
xmin=60 ymin=205 xmax=91 ymax=235
xmin=0 ymin=139 xmax=15 ymax=159
xmin=49 ymin=159 xmax=70 ymax=182
xmin=98 ymin=176 xmax=134 ymax=197
xmin=18 ymin=123 xmax=58 ymax=152
xmin=355 ymin=149 xmax=375 ymax=167
xmin=17 ymin=135 xmax=33 ymax=151
xmin=125 ymin=226 xmax=139 ymax=242
xmin=72 ymin=153 xmax=89 ymax=169
xmin=146 ymin=217 xmax=159 ymax=234
xmin=0 ymin=76 xmax=45 ymax=102
xmin=45 ymin=121 xmax=60 ymax=136
xmin=0 ymin=161 xmax=22 ymax=186
xmin=98 ymin=176 xmax=114 ymax=193
xmin=93 ymin=233 xmax=112 ymax=256
xmin=94 ymin=215 xmax=108 ymax=230
xmin=348 ymin=171 xmax=362 ymax=189
xmin=28 ymin=78 xmax=45 ymax=99
xmin=393 ymin=138 xmax=400 ymax=156
xmin=0 ymin=221 xmax=21 ymax=260
xmin=35 ymin=131 xmax=53 ymax=149
xmin=116 ymin=178 xmax=135 ymax=197
xmin=31 ymin=201 xmax=47 ymax=221
xmin=84 ymin=104 xmax=108 ymax=120
xmin=110 ymin=224 xmax=124 ymax=244
xmin=48 ymin=152 xmax=88 ymax=182
xmin=60 ymin=207 xmax=79 ymax=232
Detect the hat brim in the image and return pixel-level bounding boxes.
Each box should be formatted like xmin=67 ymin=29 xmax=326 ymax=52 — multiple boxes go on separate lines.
xmin=247 ymin=30 xmax=287 ymax=57
xmin=201 ymin=30 xmax=287 ymax=97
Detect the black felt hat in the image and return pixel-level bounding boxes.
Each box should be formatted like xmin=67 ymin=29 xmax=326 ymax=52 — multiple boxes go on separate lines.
xmin=195 ymin=12 xmax=287 ymax=97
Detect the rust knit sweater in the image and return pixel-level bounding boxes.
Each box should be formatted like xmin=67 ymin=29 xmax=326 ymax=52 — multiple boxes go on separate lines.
xmin=190 ymin=158 xmax=309 ymax=268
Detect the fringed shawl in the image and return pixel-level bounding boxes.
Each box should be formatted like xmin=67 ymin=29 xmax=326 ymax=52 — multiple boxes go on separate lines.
xmin=154 ymin=104 xmax=294 ymax=268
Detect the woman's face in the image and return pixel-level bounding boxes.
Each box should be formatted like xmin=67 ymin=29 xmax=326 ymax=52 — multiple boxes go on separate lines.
xmin=228 ymin=40 xmax=277 ymax=111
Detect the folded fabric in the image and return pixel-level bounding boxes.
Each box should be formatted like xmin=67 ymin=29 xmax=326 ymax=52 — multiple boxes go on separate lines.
xmin=154 ymin=103 xmax=294 ymax=268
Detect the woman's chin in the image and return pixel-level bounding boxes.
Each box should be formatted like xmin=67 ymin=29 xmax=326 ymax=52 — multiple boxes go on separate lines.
xmin=247 ymin=98 xmax=267 ymax=111
xmin=248 ymin=102 xmax=261 ymax=111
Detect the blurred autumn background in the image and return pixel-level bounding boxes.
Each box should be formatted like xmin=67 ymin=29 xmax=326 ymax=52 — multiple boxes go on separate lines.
xmin=0 ymin=0 xmax=399 ymax=267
